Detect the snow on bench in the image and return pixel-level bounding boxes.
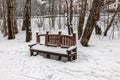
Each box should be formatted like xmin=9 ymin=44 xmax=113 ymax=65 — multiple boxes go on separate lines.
xmin=31 ymin=44 xmax=67 ymax=55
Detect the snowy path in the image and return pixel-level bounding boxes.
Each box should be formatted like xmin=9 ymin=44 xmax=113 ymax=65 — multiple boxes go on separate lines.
xmin=0 ymin=35 xmax=120 ymax=80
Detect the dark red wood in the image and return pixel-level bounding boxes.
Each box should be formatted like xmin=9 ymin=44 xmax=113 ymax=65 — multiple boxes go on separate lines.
xmin=36 ymin=32 xmax=39 ymax=43
xmin=45 ymin=31 xmax=49 ymax=46
xmin=30 ymin=32 xmax=77 ymax=61
xmin=36 ymin=32 xmax=76 ymax=47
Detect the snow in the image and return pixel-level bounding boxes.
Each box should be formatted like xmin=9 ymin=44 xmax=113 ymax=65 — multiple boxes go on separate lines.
xmin=67 ymin=46 xmax=77 ymax=51
xmin=0 ymin=18 xmax=120 ymax=80
xmin=31 ymin=44 xmax=76 ymax=55
xmin=31 ymin=44 xmax=67 ymax=54
xmin=1 ymin=32 xmax=120 ymax=80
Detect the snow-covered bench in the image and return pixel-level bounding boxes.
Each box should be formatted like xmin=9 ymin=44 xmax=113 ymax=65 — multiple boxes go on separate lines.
xmin=29 ymin=31 xmax=77 ymax=61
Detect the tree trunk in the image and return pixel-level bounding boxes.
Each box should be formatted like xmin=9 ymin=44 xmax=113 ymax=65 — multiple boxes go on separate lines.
xmin=78 ymin=0 xmax=87 ymax=39
xmin=7 ymin=0 xmax=15 ymax=39
xmin=81 ymin=0 xmax=100 ymax=46
xmin=104 ymin=10 xmax=118 ymax=36
xmin=24 ymin=0 xmax=32 ymax=42
xmin=51 ymin=0 xmax=55 ymax=29
xmin=66 ymin=0 xmax=71 ymax=35
xmin=2 ymin=0 xmax=7 ymax=37
xmin=0 ymin=0 xmax=2 ymax=17
xmin=13 ymin=0 xmax=18 ymax=34
xmin=22 ymin=1 xmax=27 ymax=31
xmin=95 ymin=23 xmax=102 ymax=35
xmin=65 ymin=0 xmax=73 ymax=35
xmin=58 ymin=0 xmax=61 ymax=29
xmin=70 ymin=0 xmax=73 ymax=34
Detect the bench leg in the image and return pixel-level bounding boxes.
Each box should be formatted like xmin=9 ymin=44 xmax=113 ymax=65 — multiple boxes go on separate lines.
xmin=67 ymin=51 xmax=72 ymax=61
xmin=47 ymin=54 xmax=50 ymax=59
xmin=34 ymin=52 xmax=39 ymax=56
xmin=30 ymin=50 xmax=33 ymax=56
xmin=58 ymin=56 xmax=62 ymax=60
xmin=68 ymin=56 xmax=72 ymax=61
xmin=73 ymin=53 xmax=77 ymax=60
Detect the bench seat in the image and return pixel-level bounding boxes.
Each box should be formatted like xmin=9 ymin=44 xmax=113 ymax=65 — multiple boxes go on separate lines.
xmin=31 ymin=44 xmax=68 ymax=55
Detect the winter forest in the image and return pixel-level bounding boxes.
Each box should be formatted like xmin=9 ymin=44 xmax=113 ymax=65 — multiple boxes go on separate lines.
xmin=0 ymin=0 xmax=120 ymax=80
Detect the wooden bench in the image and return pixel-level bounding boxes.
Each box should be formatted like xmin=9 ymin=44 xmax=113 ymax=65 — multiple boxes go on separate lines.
xmin=29 ymin=31 xmax=77 ymax=61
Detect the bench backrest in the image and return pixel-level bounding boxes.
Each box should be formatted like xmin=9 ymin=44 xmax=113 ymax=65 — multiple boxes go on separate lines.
xmin=36 ymin=31 xmax=76 ymax=48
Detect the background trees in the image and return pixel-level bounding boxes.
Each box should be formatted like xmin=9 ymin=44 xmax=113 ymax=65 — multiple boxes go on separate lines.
xmin=78 ymin=0 xmax=87 ymax=39
xmin=1 ymin=0 xmax=7 ymax=37
xmin=65 ymin=0 xmax=74 ymax=35
xmin=23 ymin=0 xmax=32 ymax=42
xmin=0 ymin=0 xmax=119 ymax=45
xmin=7 ymin=0 xmax=15 ymax=39
xmin=0 ymin=0 xmax=32 ymax=41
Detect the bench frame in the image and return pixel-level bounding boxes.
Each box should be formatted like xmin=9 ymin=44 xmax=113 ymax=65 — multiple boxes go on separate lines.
xmin=29 ymin=31 xmax=77 ymax=61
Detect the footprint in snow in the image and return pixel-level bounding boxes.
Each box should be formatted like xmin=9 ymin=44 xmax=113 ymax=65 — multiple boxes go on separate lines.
xmin=116 ymin=61 xmax=120 ymax=64
xmin=90 ymin=71 xmax=95 ymax=75
xmin=109 ymin=50 xmax=112 ymax=52
xmin=0 ymin=51 xmax=4 ymax=53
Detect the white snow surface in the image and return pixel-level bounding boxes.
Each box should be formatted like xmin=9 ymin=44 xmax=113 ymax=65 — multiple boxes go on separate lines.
xmin=31 ymin=44 xmax=67 ymax=54
xmin=31 ymin=44 xmax=76 ymax=54
xmin=0 ymin=31 xmax=120 ymax=80
xmin=0 ymin=18 xmax=120 ymax=80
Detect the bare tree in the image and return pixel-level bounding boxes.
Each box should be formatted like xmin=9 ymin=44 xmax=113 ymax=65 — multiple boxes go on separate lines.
xmin=58 ymin=0 xmax=62 ymax=29
xmin=65 ymin=0 xmax=70 ymax=34
xmin=69 ymin=0 xmax=73 ymax=34
xmin=13 ymin=0 xmax=18 ymax=34
xmin=104 ymin=6 xmax=119 ymax=36
xmin=22 ymin=0 xmax=26 ymax=31
xmin=23 ymin=0 xmax=32 ymax=42
xmin=78 ymin=0 xmax=87 ymax=39
xmin=1 ymin=0 xmax=7 ymax=37
xmin=7 ymin=0 xmax=15 ymax=39
xmin=65 ymin=0 xmax=73 ymax=35
xmin=51 ymin=0 xmax=55 ymax=29
xmin=0 ymin=0 xmax=2 ymax=17
xmin=81 ymin=0 xmax=101 ymax=46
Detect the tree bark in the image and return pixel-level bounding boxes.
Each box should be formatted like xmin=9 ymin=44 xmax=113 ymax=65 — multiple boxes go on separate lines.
xmin=22 ymin=0 xmax=27 ymax=31
xmin=104 ymin=9 xmax=118 ymax=36
xmin=81 ymin=0 xmax=100 ymax=46
xmin=24 ymin=0 xmax=32 ymax=42
xmin=51 ymin=0 xmax=55 ymax=29
xmin=2 ymin=0 xmax=7 ymax=37
xmin=7 ymin=0 xmax=15 ymax=39
xmin=65 ymin=0 xmax=71 ymax=35
xmin=95 ymin=23 xmax=102 ymax=35
xmin=69 ymin=0 xmax=73 ymax=34
xmin=78 ymin=0 xmax=87 ymax=39
xmin=65 ymin=0 xmax=73 ymax=35
xmin=0 ymin=0 xmax=2 ymax=17
xmin=13 ymin=0 xmax=18 ymax=34
xmin=58 ymin=0 xmax=61 ymax=29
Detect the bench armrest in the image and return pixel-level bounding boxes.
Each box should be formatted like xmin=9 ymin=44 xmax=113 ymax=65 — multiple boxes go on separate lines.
xmin=67 ymin=46 xmax=77 ymax=52
xmin=28 ymin=44 xmax=37 ymax=48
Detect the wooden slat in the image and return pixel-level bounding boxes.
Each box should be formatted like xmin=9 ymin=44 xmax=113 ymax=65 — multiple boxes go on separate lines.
xmin=36 ymin=32 xmax=76 ymax=47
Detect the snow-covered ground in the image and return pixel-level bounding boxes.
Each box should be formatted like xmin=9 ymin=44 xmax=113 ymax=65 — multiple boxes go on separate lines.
xmin=0 ymin=33 xmax=120 ymax=80
xmin=0 ymin=17 xmax=120 ymax=80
